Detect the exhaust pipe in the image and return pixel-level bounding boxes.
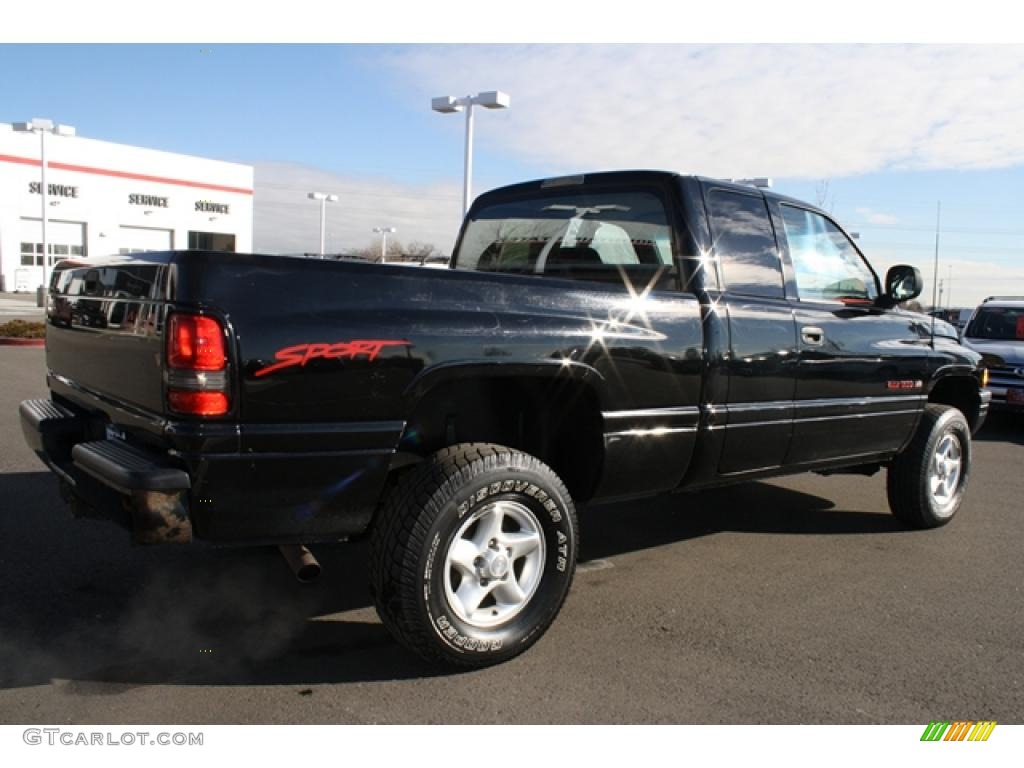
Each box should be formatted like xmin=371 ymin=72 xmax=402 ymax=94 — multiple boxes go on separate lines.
xmin=279 ymin=544 xmax=321 ymax=583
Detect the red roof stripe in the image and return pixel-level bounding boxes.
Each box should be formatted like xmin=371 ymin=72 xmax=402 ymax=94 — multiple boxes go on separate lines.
xmin=0 ymin=154 xmax=37 ymax=167
xmin=0 ymin=153 xmax=253 ymax=196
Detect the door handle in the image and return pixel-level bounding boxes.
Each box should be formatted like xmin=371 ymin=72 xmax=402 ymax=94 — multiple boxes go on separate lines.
xmin=801 ymin=326 xmax=825 ymax=346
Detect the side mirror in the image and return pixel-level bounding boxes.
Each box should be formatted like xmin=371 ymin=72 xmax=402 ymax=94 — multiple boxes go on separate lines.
xmin=885 ymin=265 xmax=922 ymax=302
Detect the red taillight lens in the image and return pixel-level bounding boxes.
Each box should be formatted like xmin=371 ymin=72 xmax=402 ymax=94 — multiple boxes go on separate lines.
xmin=168 ymin=314 xmax=226 ymax=371
xmin=166 ymin=313 xmax=229 ymax=416
xmin=167 ymin=391 xmax=229 ymax=416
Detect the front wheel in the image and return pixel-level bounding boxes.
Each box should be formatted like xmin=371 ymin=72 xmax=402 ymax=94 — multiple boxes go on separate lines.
xmin=887 ymin=404 xmax=971 ymax=528
xmin=370 ymin=443 xmax=579 ymax=668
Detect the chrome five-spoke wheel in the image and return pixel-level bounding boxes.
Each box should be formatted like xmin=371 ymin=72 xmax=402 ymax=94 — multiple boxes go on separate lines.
xmin=888 ymin=404 xmax=971 ymax=529
xmin=928 ymin=433 xmax=962 ymax=512
xmin=371 ymin=443 xmax=578 ymax=667
xmin=443 ymin=500 xmax=546 ymax=628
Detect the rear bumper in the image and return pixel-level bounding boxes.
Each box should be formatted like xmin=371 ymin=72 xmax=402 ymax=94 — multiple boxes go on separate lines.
xmin=19 ymin=398 xmax=193 ymax=544
xmin=20 ymin=396 xmax=401 ymax=544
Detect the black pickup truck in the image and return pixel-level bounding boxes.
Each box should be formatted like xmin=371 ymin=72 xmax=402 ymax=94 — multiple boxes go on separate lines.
xmin=21 ymin=171 xmax=990 ymax=667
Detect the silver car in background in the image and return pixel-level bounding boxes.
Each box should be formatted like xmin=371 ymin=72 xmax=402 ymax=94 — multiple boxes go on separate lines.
xmin=961 ymin=296 xmax=1024 ymax=412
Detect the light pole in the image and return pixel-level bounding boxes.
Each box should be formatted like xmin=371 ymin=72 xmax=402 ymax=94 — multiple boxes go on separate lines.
xmin=13 ymin=118 xmax=76 ymax=306
xmin=431 ymin=90 xmax=510 ymax=219
xmin=373 ymin=227 xmax=396 ymax=263
xmin=307 ymin=192 xmax=338 ymax=258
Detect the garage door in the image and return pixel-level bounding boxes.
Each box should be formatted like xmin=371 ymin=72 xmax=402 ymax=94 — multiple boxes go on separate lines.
xmin=119 ymin=226 xmax=172 ymax=254
xmin=16 ymin=218 xmax=86 ymax=291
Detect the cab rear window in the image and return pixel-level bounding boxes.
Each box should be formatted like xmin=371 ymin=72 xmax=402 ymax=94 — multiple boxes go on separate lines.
xmin=454 ymin=189 xmax=677 ymax=288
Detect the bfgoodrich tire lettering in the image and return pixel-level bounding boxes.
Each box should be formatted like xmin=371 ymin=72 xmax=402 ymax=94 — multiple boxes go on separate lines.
xmin=887 ymin=404 xmax=971 ymax=529
xmin=370 ymin=443 xmax=578 ymax=668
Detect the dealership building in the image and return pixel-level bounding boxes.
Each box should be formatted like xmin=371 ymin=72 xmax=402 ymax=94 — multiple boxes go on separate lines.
xmin=0 ymin=123 xmax=253 ymax=292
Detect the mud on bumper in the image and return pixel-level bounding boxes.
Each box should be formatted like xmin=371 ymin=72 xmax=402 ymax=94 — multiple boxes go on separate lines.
xmin=19 ymin=398 xmax=193 ymax=544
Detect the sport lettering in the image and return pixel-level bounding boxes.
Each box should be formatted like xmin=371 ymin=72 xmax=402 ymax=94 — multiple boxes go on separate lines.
xmin=253 ymin=339 xmax=411 ymax=377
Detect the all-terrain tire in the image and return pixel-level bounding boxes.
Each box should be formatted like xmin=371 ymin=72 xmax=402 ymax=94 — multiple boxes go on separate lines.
xmin=887 ymin=404 xmax=971 ymax=529
xmin=369 ymin=443 xmax=579 ymax=668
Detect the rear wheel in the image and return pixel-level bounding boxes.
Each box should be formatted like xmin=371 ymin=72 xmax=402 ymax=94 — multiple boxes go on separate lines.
xmin=370 ymin=443 xmax=578 ymax=668
xmin=887 ymin=404 xmax=971 ymax=528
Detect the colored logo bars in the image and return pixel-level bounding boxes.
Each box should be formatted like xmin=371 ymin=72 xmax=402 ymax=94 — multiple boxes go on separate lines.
xmin=920 ymin=721 xmax=997 ymax=742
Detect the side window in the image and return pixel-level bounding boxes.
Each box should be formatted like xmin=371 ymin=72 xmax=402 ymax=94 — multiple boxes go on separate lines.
xmin=780 ymin=205 xmax=879 ymax=302
xmin=707 ymin=189 xmax=784 ymax=298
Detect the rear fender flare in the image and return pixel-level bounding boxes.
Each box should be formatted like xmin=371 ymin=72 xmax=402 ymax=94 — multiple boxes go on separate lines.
xmin=401 ymin=359 xmax=606 ymax=415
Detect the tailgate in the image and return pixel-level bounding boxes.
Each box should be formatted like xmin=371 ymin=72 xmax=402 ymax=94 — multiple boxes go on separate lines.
xmin=46 ymin=255 xmax=172 ymax=421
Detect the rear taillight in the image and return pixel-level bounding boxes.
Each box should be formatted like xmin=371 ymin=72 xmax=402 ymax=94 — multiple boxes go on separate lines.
xmin=166 ymin=313 xmax=230 ymax=416
xmin=168 ymin=314 xmax=226 ymax=371
xmin=167 ymin=390 xmax=230 ymax=416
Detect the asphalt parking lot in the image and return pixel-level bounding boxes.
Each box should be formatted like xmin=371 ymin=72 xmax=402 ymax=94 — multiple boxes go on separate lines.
xmin=0 ymin=346 xmax=1021 ymax=724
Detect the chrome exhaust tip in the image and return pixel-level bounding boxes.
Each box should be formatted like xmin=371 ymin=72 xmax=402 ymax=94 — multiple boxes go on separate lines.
xmin=278 ymin=544 xmax=321 ymax=583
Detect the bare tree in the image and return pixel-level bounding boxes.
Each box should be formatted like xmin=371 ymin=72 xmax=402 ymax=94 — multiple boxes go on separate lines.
xmin=344 ymin=243 xmax=378 ymax=262
xmin=343 ymin=239 xmax=394 ymax=262
xmin=403 ymin=241 xmax=442 ymax=261
xmin=324 ymin=240 xmax=445 ymax=264
xmin=384 ymin=238 xmax=405 ymax=261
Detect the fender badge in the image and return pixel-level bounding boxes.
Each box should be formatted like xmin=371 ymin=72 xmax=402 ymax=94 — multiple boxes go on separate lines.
xmin=886 ymin=379 xmax=923 ymax=391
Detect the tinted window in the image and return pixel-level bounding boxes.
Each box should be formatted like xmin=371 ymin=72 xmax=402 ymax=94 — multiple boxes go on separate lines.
xmin=780 ymin=205 xmax=878 ymax=302
xmin=707 ymin=190 xmax=783 ymax=298
xmin=455 ymin=190 xmax=676 ymax=288
xmin=965 ymin=306 xmax=1024 ymax=341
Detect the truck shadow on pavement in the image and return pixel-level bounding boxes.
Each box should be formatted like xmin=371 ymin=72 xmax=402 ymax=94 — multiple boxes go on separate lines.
xmin=0 ymin=469 xmax=901 ymax=694
xmin=580 ymin=480 xmax=903 ymax=563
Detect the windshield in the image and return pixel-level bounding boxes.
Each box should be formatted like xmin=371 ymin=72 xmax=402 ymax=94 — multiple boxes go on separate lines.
xmin=454 ymin=189 xmax=677 ymax=287
xmin=965 ymin=306 xmax=1024 ymax=341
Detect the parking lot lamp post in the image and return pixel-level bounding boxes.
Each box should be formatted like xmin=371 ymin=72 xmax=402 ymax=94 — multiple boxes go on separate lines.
xmin=431 ymin=91 xmax=510 ymax=220
xmin=13 ymin=119 xmax=76 ymax=305
xmin=308 ymin=192 xmax=338 ymax=258
xmin=373 ymin=226 xmax=396 ymax=263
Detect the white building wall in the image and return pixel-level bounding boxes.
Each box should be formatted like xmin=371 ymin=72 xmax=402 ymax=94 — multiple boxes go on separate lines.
xmin=0 ymin=124 xmax=253 ymax=292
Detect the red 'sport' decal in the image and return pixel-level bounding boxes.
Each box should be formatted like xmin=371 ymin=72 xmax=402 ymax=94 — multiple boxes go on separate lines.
xmin=253 ymin=340 xmax=411 ymax=378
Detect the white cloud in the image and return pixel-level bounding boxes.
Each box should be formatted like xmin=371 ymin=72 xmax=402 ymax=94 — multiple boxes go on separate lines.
xmin=855 ymin=207 xmax=899 ymax=225
xmin=382 ymin=44 xmax=1024 ymax=179
xmin=253 ymin=162 xmax=465 ymax=255
xmin=861 ymin=250 xmax=1024 ymax=309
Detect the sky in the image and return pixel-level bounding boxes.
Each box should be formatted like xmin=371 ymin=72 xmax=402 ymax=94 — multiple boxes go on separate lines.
xmin=2 ymin=41 xmax=1024 ymax=307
